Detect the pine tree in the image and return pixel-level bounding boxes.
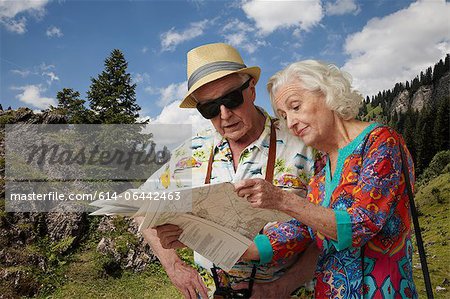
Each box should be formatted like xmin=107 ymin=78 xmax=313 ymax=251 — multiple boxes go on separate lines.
xmin=359 ymin=100 xmax=367 ymax=120
xmin=432 ymin=59 xmax=445 ymax=84
xmin=397 ymin=111 xmax=405 ymax=133
xmin=411 ymin=76 xmax=420 ymax=94
xmin=419 ymin=71 xmax=425 ymax=84
xmin=0 ymin=103 xmax=3 ymax=110
xmin=413 ymin=110 xmax=426 ymax=173
xmin=53 ymin=88 xmax=91 ymax=124
xmin=403 ymin=108 xmax=416 ymax=164
xmin=425 ymin=67 xmax=432 ymax=85
xmin=390 ymin=110 xmax=399 ymax=129
xmin=87 ymin=49 xmax=140 ymax=124
xmin=433 ymin=97 xmax=450 ymax=152
xmin=415 ymin=106 xmax=437 ymax=175
xmin=445 ymin=54 xmax=449 ymax=71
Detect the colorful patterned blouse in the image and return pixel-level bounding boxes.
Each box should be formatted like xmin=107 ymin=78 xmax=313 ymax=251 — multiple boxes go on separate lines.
xmin=274 ymin=124 xmax=418 ymax=298
xmin=140 ymin=109 xmax=318 ymax=291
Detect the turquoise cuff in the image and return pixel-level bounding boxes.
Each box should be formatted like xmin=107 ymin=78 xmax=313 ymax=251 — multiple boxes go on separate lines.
xmin=331 ymin=210 xmax=353 ymax=251
xmin=254 ymin=234 xmax=273 ymax=265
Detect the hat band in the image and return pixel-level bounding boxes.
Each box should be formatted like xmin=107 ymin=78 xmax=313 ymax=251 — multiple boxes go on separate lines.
xmin=187 ymin=61 xmax=246 ymax=89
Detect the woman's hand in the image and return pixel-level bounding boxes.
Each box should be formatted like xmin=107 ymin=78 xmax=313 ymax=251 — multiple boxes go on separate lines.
xmin=239 ymin=242 xmax=260 ymax=262
xmin=234 ymin=178 xmax=285 ymax=210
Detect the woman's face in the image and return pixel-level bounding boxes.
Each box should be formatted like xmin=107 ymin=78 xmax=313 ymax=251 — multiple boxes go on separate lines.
xmin=274 ymin=81 xmax=335 ymax=148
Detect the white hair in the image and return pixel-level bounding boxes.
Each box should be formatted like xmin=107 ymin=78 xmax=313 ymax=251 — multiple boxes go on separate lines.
xmin=267 ymin=60 xmax=363 ymax=120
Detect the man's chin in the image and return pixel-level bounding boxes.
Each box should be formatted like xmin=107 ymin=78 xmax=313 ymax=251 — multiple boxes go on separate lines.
xmin=223 ymin=131 xmax=245 ymax=142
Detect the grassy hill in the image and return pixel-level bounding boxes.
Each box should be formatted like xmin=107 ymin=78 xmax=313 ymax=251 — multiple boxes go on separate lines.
xmin=43 ymin=249 xmax=182 ymax=299
xmin=412 ymin=154 xmax=450 ymax=298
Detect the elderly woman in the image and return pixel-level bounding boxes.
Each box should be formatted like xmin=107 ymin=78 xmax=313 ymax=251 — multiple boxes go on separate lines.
xmin=235 ymin=60 xmax=417 ymax=298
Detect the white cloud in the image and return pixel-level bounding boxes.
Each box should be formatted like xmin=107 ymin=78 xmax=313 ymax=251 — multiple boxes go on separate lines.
xmin=320 ymin=33 xmax=342 ymax=56
xmin=228 ymin=36 xmax=267 ymax=54
xmin=11 ymin=69 xmax=31 ymax=77
xmin=147 ymin=81 xmax=187 ymax=107
xmin=149 ymin=100 xmax=212 ymax=134
xmin=141 ymin=46 xmax=148 ymax=53
xmin=225 ymin=32 xmax=246 ymax=47
xmin=46 ymin=26 xmax=63 ymax=38
xmin=10 ymin=62 xmax=56 ymax=81
xmin=0 ymin=0 xmax=48 ymax=18
xmin=221 ymin=18 xmax=268 ymax=54
xmin=325 ymin=0 xmax=360 ymax=16
xmin=222 ymin=18 xmax=253 ymax=33
xmin=241 ymin=0 xmax=323 ymax=35
xmin=42 ymin=71 xmax=59 ymax=85
xmin=1 ymin=16 xmax=26 ymax=34
xmin=343 ymin=0 xmax=450 ymax=96
xmin=13 ymin=85 xmax=56 ymax=109
xmin=133 ymin=72 xmax=150 ymax=84
xmin=161 ymin=19 xmax=209 ymax=52
xmin=0 ymin=0 xmax=49 ymax=34
xmin=39 ymin=62 xmax=54 ymax=71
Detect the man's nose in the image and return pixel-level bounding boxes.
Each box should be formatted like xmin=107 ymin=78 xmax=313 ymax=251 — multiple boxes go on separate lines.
xmin=219 ymin=105 xmax=233 ymax=119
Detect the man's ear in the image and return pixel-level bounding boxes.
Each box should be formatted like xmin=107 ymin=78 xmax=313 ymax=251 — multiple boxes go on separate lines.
xmin=249 ymin=78 xmax=257 ymax=102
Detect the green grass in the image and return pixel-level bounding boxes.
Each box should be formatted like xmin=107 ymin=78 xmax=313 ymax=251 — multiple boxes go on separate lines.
xmin=43 ymin=249 xmax=182 ymax=299
xmin=363 ymin=104 xmax=383 ymax=121
xmin=413 ymin=172 xmax=450 ymax=298
xmin=39 ymin=216 xmax=189 ymax=299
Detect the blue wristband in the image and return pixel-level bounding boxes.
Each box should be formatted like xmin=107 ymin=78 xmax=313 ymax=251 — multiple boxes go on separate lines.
xmin=254 ymin=234 xmax=273 ymax=265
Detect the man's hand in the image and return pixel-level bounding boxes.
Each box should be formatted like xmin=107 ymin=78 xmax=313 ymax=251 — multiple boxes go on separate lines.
xmin=155 ymin=224 xmax=186 ymax=249
xmin=166 ymin=259 xmax=209 ymax=299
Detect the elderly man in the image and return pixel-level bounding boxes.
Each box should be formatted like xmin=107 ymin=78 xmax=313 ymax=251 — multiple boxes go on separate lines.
xmin=137 ymin=43 xmax=319 ymax=299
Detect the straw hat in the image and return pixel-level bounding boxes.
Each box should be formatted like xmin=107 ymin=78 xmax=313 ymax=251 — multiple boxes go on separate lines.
xmin=179 ymin=43 xmax=261 ymax=108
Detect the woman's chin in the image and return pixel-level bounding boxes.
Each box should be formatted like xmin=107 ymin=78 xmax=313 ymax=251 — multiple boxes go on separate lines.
xmin=296 ymin=133 xmax=312 ymax=146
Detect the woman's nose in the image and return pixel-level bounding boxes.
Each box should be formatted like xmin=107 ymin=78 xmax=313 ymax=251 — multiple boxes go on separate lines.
xmin=286 ymin=114 xmax=297 ymax=130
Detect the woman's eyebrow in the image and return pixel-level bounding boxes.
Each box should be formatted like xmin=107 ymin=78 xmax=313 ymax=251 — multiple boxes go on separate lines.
xmin=285 ymin=96 xmax=300 ymax=106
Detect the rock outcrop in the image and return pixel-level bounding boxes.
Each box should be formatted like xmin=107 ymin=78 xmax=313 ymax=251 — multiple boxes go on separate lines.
xmin=390 ymin=89 xmax=410 ymax=116
xmin=411 ymin=85 xmax=433 ymax=112
xmin=96 ymin=216 xmax=157 ymax=273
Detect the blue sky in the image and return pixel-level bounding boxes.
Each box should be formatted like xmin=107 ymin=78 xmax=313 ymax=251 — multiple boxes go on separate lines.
xmin=1 ymin=0 xmax=449 ymax=130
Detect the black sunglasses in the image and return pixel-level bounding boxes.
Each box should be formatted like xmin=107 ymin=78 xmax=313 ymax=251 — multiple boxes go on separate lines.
xmin=196 ymin=79 xmax=251 ymax=119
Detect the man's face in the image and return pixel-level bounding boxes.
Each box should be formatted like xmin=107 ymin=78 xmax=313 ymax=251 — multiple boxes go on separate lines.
xmin=194 ymin=74 xmax=257 ymax=142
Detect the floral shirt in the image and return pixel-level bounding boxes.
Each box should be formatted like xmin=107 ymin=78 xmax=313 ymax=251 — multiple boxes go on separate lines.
xmin=141 ymin=109 xmax=318 ymax=290
xmin=280 ymin=124 xmax=417 ymax=298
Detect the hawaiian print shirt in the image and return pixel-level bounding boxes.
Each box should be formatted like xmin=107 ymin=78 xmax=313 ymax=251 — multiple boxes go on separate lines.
xmin=141 ymin=109 xmax=318 ymax=295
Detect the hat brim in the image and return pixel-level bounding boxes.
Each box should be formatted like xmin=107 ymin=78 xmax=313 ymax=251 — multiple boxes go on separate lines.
xmin=179 ymin=66 xmax=261 ymax=108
